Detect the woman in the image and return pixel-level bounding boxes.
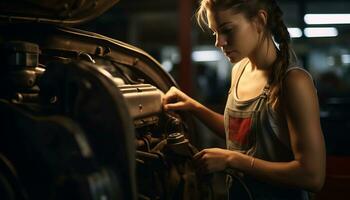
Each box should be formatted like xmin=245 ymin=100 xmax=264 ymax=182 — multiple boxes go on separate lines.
xmin=162 ymin=0 xmax=325 ymax=199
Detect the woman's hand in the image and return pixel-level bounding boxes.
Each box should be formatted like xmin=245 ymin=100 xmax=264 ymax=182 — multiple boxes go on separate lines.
xmin=162 ymin=86 xmax=197 ymax=111
xmin=193 ymin=148 xmax=236 ymax=174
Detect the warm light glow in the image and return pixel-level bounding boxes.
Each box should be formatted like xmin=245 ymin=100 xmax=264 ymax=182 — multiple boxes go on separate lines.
xmin=192 ymin=50 xmax=221 ymax=62
xmin=304 ymin=14 xmax=350 ymax=25
xmin=304 ymin=27 xmax=338 ymax=38
xmin=288 ymin=28 xmax=303 ymax=38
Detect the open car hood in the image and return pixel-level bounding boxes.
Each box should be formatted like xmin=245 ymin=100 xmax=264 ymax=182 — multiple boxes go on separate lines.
xmin=0 ymin=0 xmax=119 ymax=26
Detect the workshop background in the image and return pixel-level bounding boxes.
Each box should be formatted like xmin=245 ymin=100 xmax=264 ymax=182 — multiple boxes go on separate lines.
xmin=81 ymin=0 xmax=350 ymax=199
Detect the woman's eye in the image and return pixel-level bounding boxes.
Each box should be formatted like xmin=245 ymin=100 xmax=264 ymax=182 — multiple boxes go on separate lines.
xmin=210 ymin=28 xmax=233 ymax=38
xmin=221 ymin=28 xmax=232 ymax=34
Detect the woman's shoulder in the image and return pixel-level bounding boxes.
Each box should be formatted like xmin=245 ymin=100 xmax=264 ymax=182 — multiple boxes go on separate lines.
xmin=282 ymin=65 xmax=317 ymax=103
xmin=283 ymin=65 xmax=314 ymax=87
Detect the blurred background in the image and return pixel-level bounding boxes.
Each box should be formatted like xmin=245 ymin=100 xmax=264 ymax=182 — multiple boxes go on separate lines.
xmin=79 ymin=0 xmax=350 ymax=156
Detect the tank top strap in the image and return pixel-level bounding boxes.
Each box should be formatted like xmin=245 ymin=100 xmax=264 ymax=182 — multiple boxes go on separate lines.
xmin=255 ymin=92 xmax=268 ymax=111
xmin=232 ymin=58 xmax=250 ymax=89
xmin=255 ymin=81 xmax=270 ymax=111
xmin=262 ymin=83 xmax=270 ymax=97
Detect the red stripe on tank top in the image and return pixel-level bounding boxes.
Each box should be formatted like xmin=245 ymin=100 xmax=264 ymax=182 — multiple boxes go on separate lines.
xmin=228 ymin=117 xmax=252 ymax=144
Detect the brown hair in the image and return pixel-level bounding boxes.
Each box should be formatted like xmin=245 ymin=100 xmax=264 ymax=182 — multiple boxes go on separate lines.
xmin=196 ymin=0 xmax=291 ymax=109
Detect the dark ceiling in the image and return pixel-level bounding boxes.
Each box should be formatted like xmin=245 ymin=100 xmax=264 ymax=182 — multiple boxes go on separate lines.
xmin=80 ymin=0 xmax=350 ymax=53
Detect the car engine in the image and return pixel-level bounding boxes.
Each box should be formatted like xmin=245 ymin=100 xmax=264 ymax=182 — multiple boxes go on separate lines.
xmin=0 ymin=1 xmax=213 ymax=199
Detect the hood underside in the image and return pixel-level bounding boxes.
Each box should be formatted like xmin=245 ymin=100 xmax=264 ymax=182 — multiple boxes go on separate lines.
xmin=0 ymin=0 xmax=119 ymax=26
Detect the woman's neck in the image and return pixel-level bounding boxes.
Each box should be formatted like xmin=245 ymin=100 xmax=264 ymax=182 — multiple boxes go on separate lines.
xmin=248 ymin=36 xmax=277 ymax=72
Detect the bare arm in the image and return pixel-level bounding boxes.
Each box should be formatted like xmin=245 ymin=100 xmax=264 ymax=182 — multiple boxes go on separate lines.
xmin=194 ymin=69 xmax=326 ymax=192
xmin=162 ymin=86 xmax=225 ymax=138
xmin=192 ymin=101 xmax=225 ymax=138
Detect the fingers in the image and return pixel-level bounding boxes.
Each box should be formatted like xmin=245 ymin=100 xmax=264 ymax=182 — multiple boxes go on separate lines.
xmin=193 ymin=150 xmax=210 ymax=174
xmin=162 ymin=87 xmax=178 ymax=105
xmin=162 ymin=86 xmax=191 ymax=111
xmin=163 ymin=101 xmax=186 ymax=111
xmin=193 ymin=148 xmax=229 ymax=174
xmin=193 ymin=149 xmax=206 ymax=160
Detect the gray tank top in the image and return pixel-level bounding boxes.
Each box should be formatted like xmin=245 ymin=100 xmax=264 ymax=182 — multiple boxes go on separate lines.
xmin=224 ymin=58 xmax=309 ymax=200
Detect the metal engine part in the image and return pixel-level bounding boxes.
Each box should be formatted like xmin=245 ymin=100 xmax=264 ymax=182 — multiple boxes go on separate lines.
xmin=0 ymin=23 xmax=207 ymax=200
xmin=117 ymin=81 xmax=164 ymax=120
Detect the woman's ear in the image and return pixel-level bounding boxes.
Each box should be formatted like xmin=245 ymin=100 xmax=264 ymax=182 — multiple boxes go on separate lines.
xmin=254 ymin=9 xmax=268 ymax=33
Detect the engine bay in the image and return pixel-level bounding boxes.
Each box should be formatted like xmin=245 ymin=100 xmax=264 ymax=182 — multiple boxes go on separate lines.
xmin=0 ymin=24 xmax=212 ymax=200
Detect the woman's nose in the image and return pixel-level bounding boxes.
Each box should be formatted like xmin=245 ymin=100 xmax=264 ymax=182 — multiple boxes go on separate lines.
xmin=215 ymin=35 xmax=227 ymax=48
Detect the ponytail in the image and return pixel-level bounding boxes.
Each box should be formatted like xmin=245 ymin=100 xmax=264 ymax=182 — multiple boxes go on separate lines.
xmin=267 ymin=0 xmax=291 ymax=109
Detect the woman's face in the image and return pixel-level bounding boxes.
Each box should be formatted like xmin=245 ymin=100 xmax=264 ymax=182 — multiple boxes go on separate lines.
xmin=207 ymin=8 xmax=261 ymax=63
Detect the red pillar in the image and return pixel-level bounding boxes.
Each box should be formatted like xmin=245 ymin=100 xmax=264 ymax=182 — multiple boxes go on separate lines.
xmin=178 ymin=0 xmax=193 ymax=95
